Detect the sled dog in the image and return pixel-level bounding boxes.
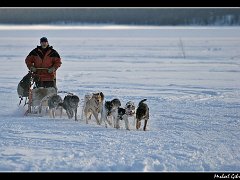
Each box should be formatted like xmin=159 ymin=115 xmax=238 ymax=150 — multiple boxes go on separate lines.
xmin=101 ymin=98 xmax=121 ymax=128
xmin=115 ymin=107 xmax=130 ymax=130
xmin=115 ymin=101 xmax=136 ymax=130
xmin=48 ymin=94 xmax=63 ymax=118
xmin=82 ymin=92 xmax=104 ymax=125
xmin=125 ymin=101 xmax=136 ymax=125
xmin=60 ymin=94 xmax=80 ymax=121
xmin=136 ymin=99 xmax=149 ymax=131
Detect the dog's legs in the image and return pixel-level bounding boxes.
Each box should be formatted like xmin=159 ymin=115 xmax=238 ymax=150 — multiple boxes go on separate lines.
xmin=143 ymin=119 xmax=148 ymax=131
xmin=124 ymin=116 xmax=130 ymax=130
xmin=85 ymin=111 xmax=90 ymax=124
xmin=81 ymin=104 xmax=85 ymax=121
xmin=100 ymin=114 xmax=108 ymax=128
xmin=70 ymin=109 xmax=74 ymax=119
xmin=136 ymin=120 xmax=141 ymax=130
xmin=74 ymin=108 xmax=78 ymax=121
xmin=52 ymin=108 xmax=56 ymax=118
xmin=49 ymin=109 xmax=51 ymax=118
xmin=106 ymin=116 xmax=112 ymax=127
xmin=113 ymin=117 xmax=117 ymax=128
xmin=38 ymin=104 xmax=42 ymax=115
xmin=84 ymin=113 xmax=88 ymax=124
xmin=104 ymin=120 xmax=108 ymax=128
xmin=116 ymin=118 xmax=120 ymax=129
xmin=132 ymin=116 xmax=136 ymax=127
xmin=69 ymin=110 xmax=73 ymax=119
xmin=112 ymin=116 xmax=117 ymax=128
xmin=92 ymin=111 xmax=101 ymax=125
xmin=99 ymin=106 xmax=106 ymax=125
xmin=113 ymin=113 xmax=118 ymax=128
xmin=53 ymin=109 xmax=56 ymax=118
xmin=59 ymin=107 xmax=63 ymax=118
xmin=45 ymin=107 xmax=48 ymax=116
xmin=49 ymin=108 xmax=53 ymax=118
xmin=99 ymin=113 xmax=103 ymax=125
xmin=66 ymin=109 xmax=71 ymax=119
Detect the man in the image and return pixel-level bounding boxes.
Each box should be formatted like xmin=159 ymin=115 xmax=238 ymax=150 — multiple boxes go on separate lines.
xmin=25 ymin=37 xmax=62 ymax=89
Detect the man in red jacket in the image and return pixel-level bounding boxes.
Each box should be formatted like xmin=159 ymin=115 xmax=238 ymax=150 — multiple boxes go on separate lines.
xmin=25 ymin=37 xmax=62 ymax=89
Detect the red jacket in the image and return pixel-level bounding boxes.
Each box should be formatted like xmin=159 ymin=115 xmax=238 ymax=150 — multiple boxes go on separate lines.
xmin=25 ymin=46 xmax=62 ymax=81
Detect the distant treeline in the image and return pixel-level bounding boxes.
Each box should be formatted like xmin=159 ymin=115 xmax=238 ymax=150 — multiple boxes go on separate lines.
xmin=0 ymin=8 xmax=240 ymax=25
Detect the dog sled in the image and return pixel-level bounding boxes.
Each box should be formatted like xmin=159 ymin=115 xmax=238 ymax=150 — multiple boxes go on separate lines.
xmin=26 ymin=87 xmax=57 ymax=116
xmin=17 ymin=69 xmax=57 ymax=116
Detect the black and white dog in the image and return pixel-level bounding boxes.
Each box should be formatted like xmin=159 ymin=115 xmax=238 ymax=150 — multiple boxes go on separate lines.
xmin=125 ymin=101 xmax=136 ymax=125
xmin=115 ymin=101 xmax=136 ymax=130
xmin=101 ymin=98 xmax=121 ymax=128
xmin=59 ymin=94 xmax=80 ymax=121
xmin=115 ymin=107 xmax=130 ymax=130
xmin=136 ymin=99 xmax=149 ymax=131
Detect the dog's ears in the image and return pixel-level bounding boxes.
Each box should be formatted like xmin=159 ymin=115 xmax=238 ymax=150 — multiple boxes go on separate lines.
xmin=100 ymin=92 xmax=104 ymax=100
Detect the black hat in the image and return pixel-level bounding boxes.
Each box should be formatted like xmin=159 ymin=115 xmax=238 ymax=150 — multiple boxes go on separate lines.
xmin=40 ymin=37 xmax=48 ymax=42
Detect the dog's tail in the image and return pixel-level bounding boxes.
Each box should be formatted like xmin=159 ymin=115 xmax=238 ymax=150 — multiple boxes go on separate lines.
xmin=138 ymin=99 xmax=147 ymax=106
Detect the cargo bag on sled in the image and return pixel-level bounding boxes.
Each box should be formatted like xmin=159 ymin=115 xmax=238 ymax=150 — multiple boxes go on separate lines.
xmin=17 ymin=72 xmax=33 ymax=106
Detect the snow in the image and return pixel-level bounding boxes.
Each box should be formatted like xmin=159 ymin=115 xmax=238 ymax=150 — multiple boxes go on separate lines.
xmin=0 ymin=25 xmax=239 ymax=172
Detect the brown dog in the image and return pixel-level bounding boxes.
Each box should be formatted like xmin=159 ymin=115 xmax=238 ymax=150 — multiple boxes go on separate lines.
xmin=82 ymin=92 xmax=104 ymax=125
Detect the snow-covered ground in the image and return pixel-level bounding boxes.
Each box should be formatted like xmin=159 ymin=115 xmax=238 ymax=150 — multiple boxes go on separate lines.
xmin=0 ymin=25 xmax=239 ymax=172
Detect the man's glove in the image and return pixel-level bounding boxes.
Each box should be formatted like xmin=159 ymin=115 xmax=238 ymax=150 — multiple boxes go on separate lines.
xmin=30 ymin=66 xmax=37 ymax=72
xmin=48 ymin=67 xmax=56 ymax=73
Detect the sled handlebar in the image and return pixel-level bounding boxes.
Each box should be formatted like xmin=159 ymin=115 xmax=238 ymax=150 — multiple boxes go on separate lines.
xmin=35 ymin=68 xmax=49 ymax=70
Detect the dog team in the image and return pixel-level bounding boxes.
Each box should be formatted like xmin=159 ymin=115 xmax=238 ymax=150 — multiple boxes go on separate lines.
xmin=39 ymin=91 xmax=149 ymax=131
